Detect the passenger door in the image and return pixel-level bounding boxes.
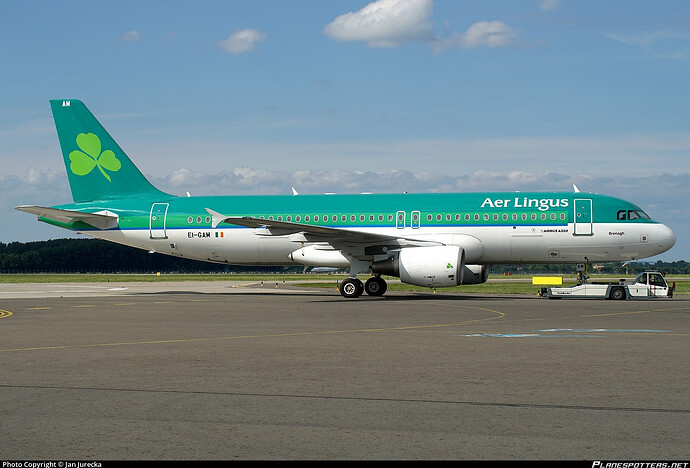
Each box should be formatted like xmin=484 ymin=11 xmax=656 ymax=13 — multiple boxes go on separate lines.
xmin=149 ymin=203 xmax=169 ymax=239
xmin=573 ymin=199 xmax=593 ymax=236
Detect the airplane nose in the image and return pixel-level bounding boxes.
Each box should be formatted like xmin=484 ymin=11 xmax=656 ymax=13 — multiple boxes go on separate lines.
xmin=656 ymin=224 xmax=676 ymax=253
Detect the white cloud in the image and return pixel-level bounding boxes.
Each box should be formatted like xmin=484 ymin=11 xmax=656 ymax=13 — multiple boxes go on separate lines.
xmin=604 ymin=30 xmax=690 ymax=48
xmin=217 ymin=29 xmax=267 ymax=54
xmin=324 ymin=0 xmax=520 ymax=53
xmin=539 ymin=0 xmax=560 ymax=11
xmin=461 ymin=21 xmax=519 ymax=48
xmin=323 ymin=0 xmax=435 ymax=47
xmin=432 ymin=20 xmax=519 ymax=53
xmin=121 ymin=30 xmax=140 ymax=42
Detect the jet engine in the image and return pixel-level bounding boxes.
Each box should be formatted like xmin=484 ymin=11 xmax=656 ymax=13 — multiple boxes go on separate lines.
xmin=461 ymin=264 xmax=490 ymax=284
xmin=372 ymin=245 xmax=465 ymax=288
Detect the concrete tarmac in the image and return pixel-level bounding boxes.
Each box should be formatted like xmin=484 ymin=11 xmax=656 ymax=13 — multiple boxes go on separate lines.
xmin=0 ymin=281 xmax=688 ymax=460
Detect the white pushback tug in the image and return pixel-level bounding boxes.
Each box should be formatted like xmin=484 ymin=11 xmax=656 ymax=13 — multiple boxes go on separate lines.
xmin=540 ymin=264 xmax=674 ymax=300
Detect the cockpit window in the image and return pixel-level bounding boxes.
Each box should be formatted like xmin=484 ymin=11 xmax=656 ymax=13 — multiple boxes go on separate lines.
xmin=617 ymin=210 xmax=627 ymax=220
xmin=627 ymin=210 xmax=651 ymax=220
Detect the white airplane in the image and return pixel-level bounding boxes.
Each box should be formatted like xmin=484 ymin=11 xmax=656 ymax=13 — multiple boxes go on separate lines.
xmin=17 ymin=100 xmax=676 ymax=298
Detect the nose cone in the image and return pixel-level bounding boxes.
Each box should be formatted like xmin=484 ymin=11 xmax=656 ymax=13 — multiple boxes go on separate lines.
xmin=655 ymin=224 xmax=676 ymax=254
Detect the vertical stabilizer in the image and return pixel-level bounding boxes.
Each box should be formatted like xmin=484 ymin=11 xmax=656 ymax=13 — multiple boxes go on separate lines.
xmin=50 ymin=100 xmax=169 ymax=202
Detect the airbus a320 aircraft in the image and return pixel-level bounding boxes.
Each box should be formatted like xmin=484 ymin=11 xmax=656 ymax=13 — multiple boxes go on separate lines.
xmin=17 ymin=100 xmax=676 ymax=298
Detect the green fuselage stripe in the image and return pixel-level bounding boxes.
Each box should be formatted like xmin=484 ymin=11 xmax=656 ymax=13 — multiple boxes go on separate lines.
xmin=47 ymin=191 xmax=655 ymax=232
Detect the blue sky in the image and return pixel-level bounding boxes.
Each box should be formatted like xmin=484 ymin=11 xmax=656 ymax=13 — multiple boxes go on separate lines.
xmin=1 ymin=0 xmax=689 ymax=260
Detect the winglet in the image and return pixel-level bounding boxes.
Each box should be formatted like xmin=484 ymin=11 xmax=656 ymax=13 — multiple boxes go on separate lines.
xmin=573 ymin=184 xmax=580 ymax=193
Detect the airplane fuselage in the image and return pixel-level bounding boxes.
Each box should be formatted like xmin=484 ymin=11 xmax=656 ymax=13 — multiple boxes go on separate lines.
xmin=44 ymin=191 xmax=675 ymax=266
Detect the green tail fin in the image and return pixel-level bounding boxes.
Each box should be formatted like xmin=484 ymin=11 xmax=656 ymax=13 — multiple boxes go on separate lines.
xmin=50 ymin=99 xmax=169 ymax=203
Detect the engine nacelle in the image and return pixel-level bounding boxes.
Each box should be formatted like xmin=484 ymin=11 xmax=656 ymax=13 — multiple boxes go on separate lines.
xmin=461 ymin=264 xmax=490 ymax=284
xmin=372 ymin=246 xmax=465 ymax=288
xmin=288 ymin=245 xmax=350 ymax=268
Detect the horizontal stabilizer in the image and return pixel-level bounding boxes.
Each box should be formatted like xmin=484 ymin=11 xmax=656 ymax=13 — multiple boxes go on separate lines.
xmin=15 ymin=205 xmax=119 ymax=230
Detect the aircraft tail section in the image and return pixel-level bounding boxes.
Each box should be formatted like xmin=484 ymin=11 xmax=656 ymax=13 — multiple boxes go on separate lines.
xmin=50 ymin=100 xmax=169 ymax=203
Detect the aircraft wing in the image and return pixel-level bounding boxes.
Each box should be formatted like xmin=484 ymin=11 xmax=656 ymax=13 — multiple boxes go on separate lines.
xmin=205 ymin=208 xmax=439 ymax=251
xmin=15 ymin=205 xmax=119 ymax=230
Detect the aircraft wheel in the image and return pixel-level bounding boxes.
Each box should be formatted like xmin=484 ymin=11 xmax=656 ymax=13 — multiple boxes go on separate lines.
xmin=340 ymin=278 xmax=364 ymax=298
xmin=365 ymin=277 xmax=387 ymax=296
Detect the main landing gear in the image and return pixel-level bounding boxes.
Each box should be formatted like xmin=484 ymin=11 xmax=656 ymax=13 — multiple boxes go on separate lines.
xmin=339 ymin=275 xmax=388 ymax=298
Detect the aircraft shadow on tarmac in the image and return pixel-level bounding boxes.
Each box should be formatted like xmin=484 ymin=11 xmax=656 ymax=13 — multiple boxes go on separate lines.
xmin=131 ymin=288 xmax=539 ymax=302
